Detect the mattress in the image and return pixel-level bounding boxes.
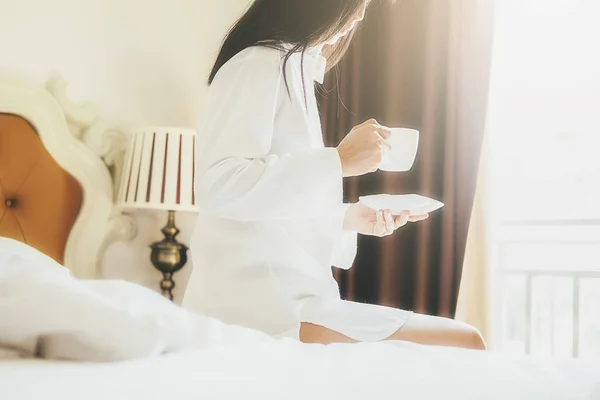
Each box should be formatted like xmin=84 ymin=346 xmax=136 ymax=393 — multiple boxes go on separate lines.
xmin=2 ymin=340 xmax=599 ymax=400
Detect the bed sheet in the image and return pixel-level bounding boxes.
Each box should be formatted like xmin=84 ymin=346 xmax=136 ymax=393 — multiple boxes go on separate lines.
xmin=1 ymin=339 xmax=599 ymax=400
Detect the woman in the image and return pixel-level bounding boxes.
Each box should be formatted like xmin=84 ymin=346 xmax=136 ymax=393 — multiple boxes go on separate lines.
xmin=183 ymin=0 xmax=485 ymax=350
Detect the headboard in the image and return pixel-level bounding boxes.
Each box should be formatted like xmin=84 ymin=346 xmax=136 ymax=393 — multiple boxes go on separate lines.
xmin=0 ymin=76 xmax=136 ymax=278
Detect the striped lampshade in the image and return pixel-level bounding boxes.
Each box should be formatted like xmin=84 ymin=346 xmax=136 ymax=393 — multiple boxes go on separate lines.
xmin=118 ymin=127 xmax=198 ymax=213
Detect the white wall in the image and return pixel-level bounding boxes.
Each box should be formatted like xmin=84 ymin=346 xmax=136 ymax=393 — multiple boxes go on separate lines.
xmin=0 ymin=0 xmax=251 ymax=303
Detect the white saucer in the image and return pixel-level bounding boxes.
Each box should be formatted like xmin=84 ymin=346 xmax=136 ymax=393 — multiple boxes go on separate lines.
xmin=358 ymin=194 xmax=444 ymax=216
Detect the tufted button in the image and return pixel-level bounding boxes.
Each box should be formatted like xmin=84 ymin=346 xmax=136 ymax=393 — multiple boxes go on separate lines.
xmin=4 ymin=198 xmax=17 ymax=208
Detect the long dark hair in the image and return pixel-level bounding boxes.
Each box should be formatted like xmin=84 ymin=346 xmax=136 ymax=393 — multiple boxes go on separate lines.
xmin=208 ymin=0 xmax=373 ymax=88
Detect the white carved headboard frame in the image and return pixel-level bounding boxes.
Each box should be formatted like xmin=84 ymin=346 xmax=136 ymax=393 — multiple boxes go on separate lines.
xmin=0 ymin=76 xmax=136 ymax=278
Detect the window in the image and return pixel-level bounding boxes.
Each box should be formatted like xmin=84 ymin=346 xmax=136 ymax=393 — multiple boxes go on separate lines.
xmin=488 ymin=0 xmax=600 ymax=357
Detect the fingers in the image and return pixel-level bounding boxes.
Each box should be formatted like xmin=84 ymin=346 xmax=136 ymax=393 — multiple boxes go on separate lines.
xmin=374 ymin=210 xmax=386 ymax=237
xmin=408 ymin=214 xmax=429 ymax=222
xmin=375 ymin=126 xmax=392 ymax=140
xmin=393 ymin=211 xmax=410 ymax=229
xmin=373 ymin=210 xmax=430 ymax=237
xmin=374 ymin=210 xmax=394 ymax=237
xmin=374 ymin=210 xmax=401 ymax=237
xmin=373 ymin=211 xmax=429 ymax=236
xmin=384 ymin=210 xmax=394 ymax=234
xmin=357 ymin=118 xmax=392 ymax=139
xmin=378 ymin=137 xmax=392 ymax=151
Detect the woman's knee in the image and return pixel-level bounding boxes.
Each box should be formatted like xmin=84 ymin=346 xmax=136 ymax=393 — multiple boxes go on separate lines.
xmin=389 ymin=314 xmax=487 ymax=350
xmin=462 ymin=325 xmax=487 ymax=350
xmin=438 ymin=317 xmax=487 ymax=350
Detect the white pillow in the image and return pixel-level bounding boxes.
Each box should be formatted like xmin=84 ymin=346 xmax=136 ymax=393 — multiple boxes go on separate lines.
xmin=0 ymin=237 xmax=272 ymax=362
xmin=0 ymin=238 xmax=194 ymax=361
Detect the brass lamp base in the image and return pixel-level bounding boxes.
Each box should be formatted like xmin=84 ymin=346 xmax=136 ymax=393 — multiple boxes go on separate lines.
xmin=150 ymin=210 xmax=188 ymax=301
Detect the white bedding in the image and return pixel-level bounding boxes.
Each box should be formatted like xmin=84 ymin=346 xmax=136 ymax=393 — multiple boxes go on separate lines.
xmin=1 ymin=237 xmax=599 ymax=400
xmin=2 ymin=341 xmax=600 ymax=400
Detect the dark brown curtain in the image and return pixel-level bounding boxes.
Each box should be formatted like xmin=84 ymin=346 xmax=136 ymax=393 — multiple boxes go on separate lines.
xmin=321 ymin=0 xmax=494 ymax=318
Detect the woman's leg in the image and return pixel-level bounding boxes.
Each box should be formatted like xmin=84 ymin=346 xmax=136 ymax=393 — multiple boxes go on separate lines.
xmin=299 ymin=315 xmax=486 ymax=350
xmin=386 ymin=313 xmax=487 ymax=350
xmin=299 ymin=323 xmax=357 ymax=344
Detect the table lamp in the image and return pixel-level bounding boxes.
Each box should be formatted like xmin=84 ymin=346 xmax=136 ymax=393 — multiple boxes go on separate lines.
xmin=117 ymin=127 xmax=199 ymax=300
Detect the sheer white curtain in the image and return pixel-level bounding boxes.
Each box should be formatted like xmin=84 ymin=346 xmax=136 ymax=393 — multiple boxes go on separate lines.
xmin=456 ymin=135 xmax=492 ymax=345
xmin=458 ymin=0 xmax=600 ymax=354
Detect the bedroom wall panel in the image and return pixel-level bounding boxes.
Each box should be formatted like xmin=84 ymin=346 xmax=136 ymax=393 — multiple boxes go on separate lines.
xmin=0 ymin=0 xmax=251 ymax=303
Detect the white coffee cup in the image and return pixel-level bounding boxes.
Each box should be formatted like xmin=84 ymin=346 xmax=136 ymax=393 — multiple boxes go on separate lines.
xmin=379 ymin=128 xmax=420 ymax=172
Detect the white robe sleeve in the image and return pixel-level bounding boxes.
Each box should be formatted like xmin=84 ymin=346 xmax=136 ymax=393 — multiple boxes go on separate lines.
xmin=331 ymin=204 xmax=358 ymax=270
xmin=195 ymin=47 xmax=343 ymax=221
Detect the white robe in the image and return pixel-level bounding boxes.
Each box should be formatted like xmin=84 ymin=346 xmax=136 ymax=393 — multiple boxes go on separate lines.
xmin=183 ymin=45 xmax=411 ymax=341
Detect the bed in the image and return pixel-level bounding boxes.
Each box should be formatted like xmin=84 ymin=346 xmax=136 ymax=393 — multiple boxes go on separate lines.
xmin=0 ymin=75 xmax=135 ymax=278
xmin=1 ymin=76 xmax=599 ymax=400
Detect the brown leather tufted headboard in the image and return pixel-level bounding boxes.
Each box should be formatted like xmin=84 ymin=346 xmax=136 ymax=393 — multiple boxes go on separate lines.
xmin=0 ymin=76 xmax=136 ymax=278
xmin=0 ymin=113 xmax=82 ymax=264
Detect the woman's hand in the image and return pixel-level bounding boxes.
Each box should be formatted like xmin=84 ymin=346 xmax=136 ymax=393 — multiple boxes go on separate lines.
xmin=343 ymin=202 xmax=429 ymax=237
xmin=336 ymin=119 xmax=392 ymax=177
